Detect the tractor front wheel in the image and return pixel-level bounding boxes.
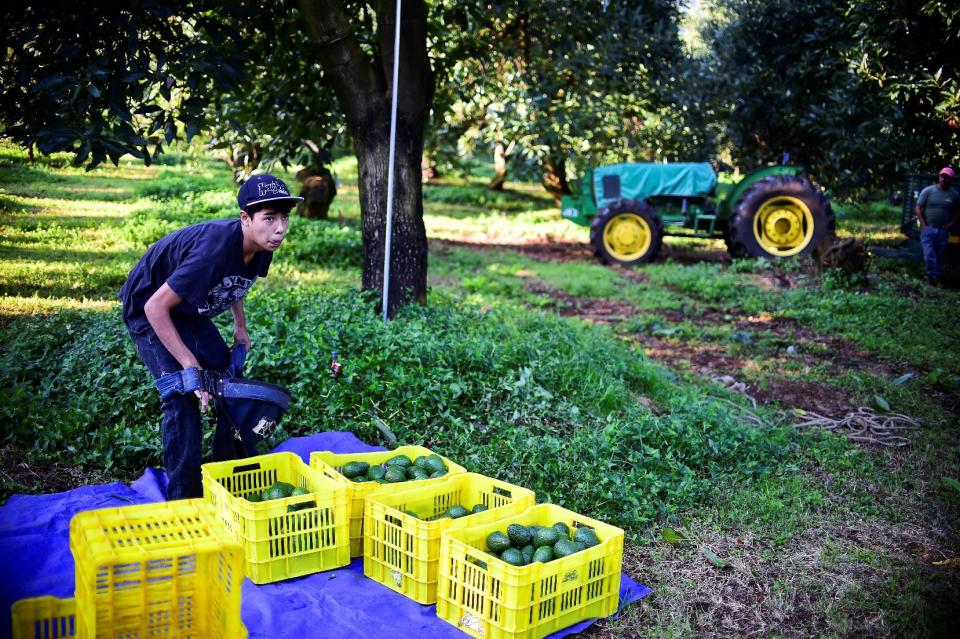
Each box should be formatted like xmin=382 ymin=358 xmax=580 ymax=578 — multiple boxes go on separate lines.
xmin=727 ymin=175 xmax=834 ymax=259
xmin=590 ymin=200 xmax=663 ymax=266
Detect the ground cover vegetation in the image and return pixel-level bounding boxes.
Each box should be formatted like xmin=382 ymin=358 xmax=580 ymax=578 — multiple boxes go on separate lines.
xmin=1 ymin=145 xmax=958 ymax=637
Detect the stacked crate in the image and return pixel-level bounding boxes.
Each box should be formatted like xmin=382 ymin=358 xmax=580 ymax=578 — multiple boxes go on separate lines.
xmin=68 ymin=498 xmax=245 ymax=639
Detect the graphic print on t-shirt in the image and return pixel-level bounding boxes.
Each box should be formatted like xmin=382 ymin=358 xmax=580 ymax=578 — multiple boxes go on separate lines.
xmin=198 ymin=274 xmax=257 ymax=316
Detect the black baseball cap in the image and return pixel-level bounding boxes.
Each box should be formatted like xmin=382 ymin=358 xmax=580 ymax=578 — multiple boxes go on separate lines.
xmin=237 ymin=174 xmax=303 ymax=211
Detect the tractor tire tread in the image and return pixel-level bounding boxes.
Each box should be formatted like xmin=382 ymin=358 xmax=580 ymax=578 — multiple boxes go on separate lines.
xmin=726 ymin=174 xmax=834 ymax=259
xmin=589 ymin=199 xmax=664 ymax=266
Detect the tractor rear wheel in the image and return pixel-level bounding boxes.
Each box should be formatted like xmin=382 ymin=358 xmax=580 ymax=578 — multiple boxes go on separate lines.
xmin=727 ymin=175 xmax=834 ymax=259
xmin=590 ymin=199 xmax=663 ymax=266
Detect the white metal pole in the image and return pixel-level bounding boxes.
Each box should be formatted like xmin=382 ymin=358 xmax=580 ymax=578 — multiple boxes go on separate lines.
xmin=382 ymin=0 xmax=403 ymax=322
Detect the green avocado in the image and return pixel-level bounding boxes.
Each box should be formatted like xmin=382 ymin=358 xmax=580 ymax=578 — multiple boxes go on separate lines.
xmin=507 ymin=523 xmax=532 ymax=547
xmin=532 ymin=546 xmax=555 ymax=563
xmin=424 ymin=454 xmax=447 ymax=475
xmin=553 ymin=538 xmax=578 ymax=559
xmin=486 ymin=531 xmax=512 ymax=553
xmin=408 ymin=467 xmax=430 ymax=481
xmin=342 ymin=461 xmax=370 ymax=478
xmin=520 ymin=544 xmax=535 ymax=565
xmin=384 ymin=466 xmax=407 ymax=483
xmin=385 ymin=454 xmax=413 ymax=468
xmin=500 ymin=548 xmax=524 ymax=566
xmin=446 ymin=505 xmax=470 ymax=519
xmin=572 ymin=527 xmax=600 ymax=548
xmin=533 ymin=527 xmax=560 ymax=548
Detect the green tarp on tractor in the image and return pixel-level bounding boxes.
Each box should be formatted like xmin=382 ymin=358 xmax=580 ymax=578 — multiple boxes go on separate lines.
xmin=592 ymin=162 xmax=717 ymax=208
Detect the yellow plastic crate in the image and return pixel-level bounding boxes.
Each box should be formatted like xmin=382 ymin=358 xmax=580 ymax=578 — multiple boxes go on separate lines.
xmin=310 ymin=445 xmax=468 ymax=557
xmin=437 ymin=504 xmax=624 ymax=639
xmin=10 ymin=596 xmax=248 ymax=639
xmin=201 ymin=452 xmax=350 ymax=584
xmin=69 ymin=499 xmax=246 ymax=639
xmin=11 ymin=596 xmax=76 ymax=639
xmin=363 ymin=472 xmax=535 ymax=604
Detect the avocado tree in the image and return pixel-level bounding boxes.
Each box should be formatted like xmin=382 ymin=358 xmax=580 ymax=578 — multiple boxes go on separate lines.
xmin=442 ymin=0 xmax=683 ymax=201
xmin=0 ymin=0 xmax=436 ymax=314
xmin=0 ymin=0 xmax=246 ymax=166
xmin=697 ymin=0 xmax=959 ymax=194
xmin=204 ymin=6 xmax=344 ymax=219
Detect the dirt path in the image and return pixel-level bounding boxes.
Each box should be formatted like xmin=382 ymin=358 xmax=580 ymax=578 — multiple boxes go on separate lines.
xmin=437 ymin=232 xmax=891 ymax=416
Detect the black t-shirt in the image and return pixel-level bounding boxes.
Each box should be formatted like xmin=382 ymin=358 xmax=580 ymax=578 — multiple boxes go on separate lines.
xmin=119 ymin=218 xmax=272 ymax=334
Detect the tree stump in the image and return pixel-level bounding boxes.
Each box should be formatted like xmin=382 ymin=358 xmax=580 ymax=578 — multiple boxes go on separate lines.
xmin=813 ymin=236 xmax=869 ymax=279
xmin=295 ymin=167 xmax=337 ymax=219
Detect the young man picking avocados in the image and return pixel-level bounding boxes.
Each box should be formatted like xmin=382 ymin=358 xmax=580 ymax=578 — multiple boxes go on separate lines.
xmin=119 ymin=175 xmax=302 ymax=499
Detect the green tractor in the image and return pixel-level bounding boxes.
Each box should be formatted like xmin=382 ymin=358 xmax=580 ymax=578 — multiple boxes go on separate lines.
xmin=560 ymin=162 xmax=835 ymax=265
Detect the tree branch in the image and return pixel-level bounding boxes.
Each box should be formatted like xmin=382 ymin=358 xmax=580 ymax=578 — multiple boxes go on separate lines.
xmin=297 ymin=0 xmax=384 ymax=130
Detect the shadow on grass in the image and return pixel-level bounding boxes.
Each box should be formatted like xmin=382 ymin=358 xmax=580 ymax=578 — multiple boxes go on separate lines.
xmin=423 ymin=180 xmax=555 ymax=218
xmin=0 ymin=244 xmax=140 ymax=264
xmin=0 ymin=165 xmax=145 ymax=201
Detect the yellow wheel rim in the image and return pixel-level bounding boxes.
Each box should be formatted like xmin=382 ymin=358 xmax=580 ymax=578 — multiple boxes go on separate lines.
xmin=603 ymin=213 xmax=652 ymax=261
xmin=753 ymin=196 xmax=814 ymax=256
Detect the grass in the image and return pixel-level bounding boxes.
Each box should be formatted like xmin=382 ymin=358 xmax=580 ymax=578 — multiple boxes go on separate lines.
xmin=0 ymin=140 xmax=958 ymax=637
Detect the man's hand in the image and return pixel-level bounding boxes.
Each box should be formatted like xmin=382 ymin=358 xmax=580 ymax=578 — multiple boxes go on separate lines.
xmin=915 ymin=204 xmax=926 ymax=228
xmin=196 ymin=388 xmax=211 ymax=413
xmin=233 ymin=324 xmax=251 ymax=350
xmin=181 ymin=356 xmax=210 ymax=413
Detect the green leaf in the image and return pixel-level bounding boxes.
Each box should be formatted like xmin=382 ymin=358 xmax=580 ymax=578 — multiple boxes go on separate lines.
xmin=944 ymin=477 xmax=960 ymax=494
xmin=702 ymin=548 xmax=730 ymax=569
xmin=873 ymin=395 xmax=891 ymax=412
xmin=892 ymin=373 xmax=914 ymax=386
xmin=662 ymin=527 xmax=686 ymax=545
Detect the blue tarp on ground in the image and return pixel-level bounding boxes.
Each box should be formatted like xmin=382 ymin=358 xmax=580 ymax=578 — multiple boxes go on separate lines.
xmin=0 ymin=432 xmax=650 ymax=639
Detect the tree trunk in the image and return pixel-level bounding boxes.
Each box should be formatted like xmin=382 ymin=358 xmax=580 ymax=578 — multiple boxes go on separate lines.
xmin=355 ymin=116 xmax=428 ymax=309
xmin=298 ymin=0 xmax=433 ymax=316
xmin=542 ymin=155 xmax=571 ymax=203
xmin=488 ymin=142 xmax=509 ymax=191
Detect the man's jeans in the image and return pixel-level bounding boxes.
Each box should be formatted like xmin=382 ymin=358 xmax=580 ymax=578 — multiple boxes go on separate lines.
xmin=920 ymin=226 xmax=949 ymax=280
xmin=128 ymin=318 xmax=235 ymax=500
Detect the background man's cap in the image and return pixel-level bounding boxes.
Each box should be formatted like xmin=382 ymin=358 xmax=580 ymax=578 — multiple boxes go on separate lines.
xmin=237 ymin=174 xmax=303 ymax=211
xmin=939 ymin=166 xmax=955 ymax=178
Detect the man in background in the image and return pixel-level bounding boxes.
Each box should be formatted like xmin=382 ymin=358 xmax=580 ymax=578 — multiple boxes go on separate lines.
xmin=915 ymin=167 xmax=959 ymax=286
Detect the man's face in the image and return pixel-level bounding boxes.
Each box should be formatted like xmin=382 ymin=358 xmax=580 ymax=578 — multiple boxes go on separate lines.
xmin=241 ymin=208 xmax=290 ymax=252
xmin=939 ymin=173 xmax=953 ymax=188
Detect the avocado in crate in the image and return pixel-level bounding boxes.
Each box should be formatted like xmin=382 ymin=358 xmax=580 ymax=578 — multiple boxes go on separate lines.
xmin=363 ymin=472 xmax=535 ymax=604
xmin=201 ymin=451 xmax=350 ymax=584
xmin=69 ymin=499 xmax=247 ymax=639
xmin=310 ymin=445 xmax=468 ymax=557
xmin=437 ymin=504 xmax=624 ymax=639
